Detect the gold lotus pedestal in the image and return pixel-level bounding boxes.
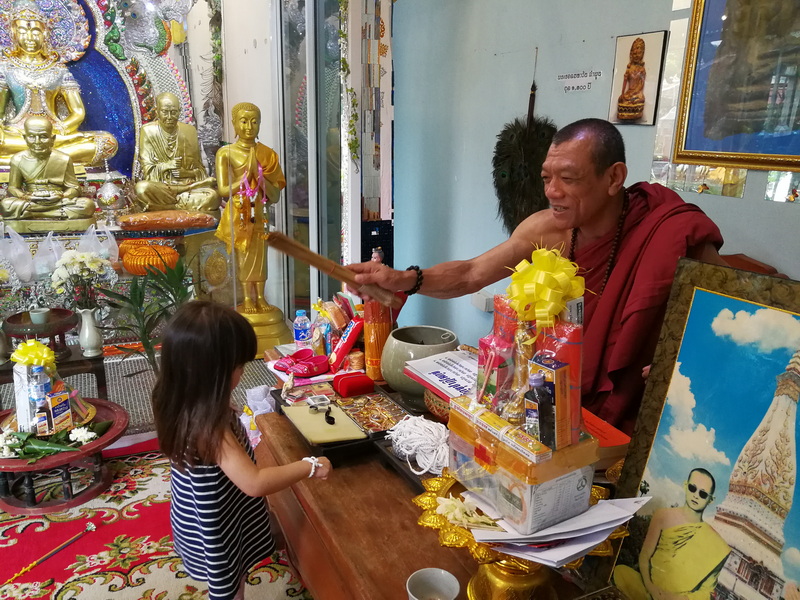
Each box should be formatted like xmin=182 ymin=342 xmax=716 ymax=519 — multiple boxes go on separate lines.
xmin=241 ymin=307 xmax=292 ymax=356
xmin=413 ymin=471 xmax=627 ymax=599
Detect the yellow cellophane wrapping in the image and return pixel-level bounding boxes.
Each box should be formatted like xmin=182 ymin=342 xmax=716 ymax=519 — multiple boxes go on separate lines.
xmin=363 ymin=300 xmax=392 ymax=380
xmin=122 ymin=244 xmax=180 ymax=276
xmin=448 ymin=396 xmax=598 ymax=485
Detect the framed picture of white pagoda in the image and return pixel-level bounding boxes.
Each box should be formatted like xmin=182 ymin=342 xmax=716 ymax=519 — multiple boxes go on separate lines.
xmin=613 ymin=258 xmax=800 ymax=599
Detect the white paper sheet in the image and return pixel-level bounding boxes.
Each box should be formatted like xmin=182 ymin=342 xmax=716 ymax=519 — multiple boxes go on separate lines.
xmin=494 ymin=526 xmax=617 ymax=568
xmin=467 ymin=492 xmax=651 ymax=543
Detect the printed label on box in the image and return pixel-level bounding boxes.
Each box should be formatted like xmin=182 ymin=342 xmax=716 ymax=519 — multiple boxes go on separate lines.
xmin=495 ymin=464 xmax=593 ymax=534
xmin=48 ymin=391 xmax=73 ymax=434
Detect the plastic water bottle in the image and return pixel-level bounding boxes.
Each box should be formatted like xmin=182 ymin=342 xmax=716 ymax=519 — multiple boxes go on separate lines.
xmin=293 ymin=309 xmax=312 ymax=349
xmin=28 ymin=365 xmax=52 ymax=433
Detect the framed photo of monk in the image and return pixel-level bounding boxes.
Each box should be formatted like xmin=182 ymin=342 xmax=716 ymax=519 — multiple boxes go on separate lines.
xmin=611 ymin=258 xmax=800 ymax=600
xmin=673 ymin=0 xmax=800 ymax=170
xmin=608 ymin=31 xmax=667 ymax=126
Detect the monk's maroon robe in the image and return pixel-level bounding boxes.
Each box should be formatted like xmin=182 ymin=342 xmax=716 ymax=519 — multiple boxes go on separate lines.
xmin=576 ymin=182 xmax=723 ymax=434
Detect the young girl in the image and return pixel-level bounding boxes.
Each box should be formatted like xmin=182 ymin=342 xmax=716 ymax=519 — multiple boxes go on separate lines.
xmin=153 ymin=300 xmax=332 ymax=600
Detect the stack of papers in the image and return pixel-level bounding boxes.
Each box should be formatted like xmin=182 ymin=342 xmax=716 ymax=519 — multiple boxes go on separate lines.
xmin=464 ymin=492 xmax=650 ymax=568
xmin=403 ymin=350 xmax=478 ymax=401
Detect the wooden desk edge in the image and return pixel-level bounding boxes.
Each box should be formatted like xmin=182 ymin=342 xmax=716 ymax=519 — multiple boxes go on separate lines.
xmin=254 ymin=411 xmax=474 ymax=600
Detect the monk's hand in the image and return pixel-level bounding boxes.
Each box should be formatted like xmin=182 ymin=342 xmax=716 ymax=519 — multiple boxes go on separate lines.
xmin=348 ymin=261 xmax=411 ymax=298
xmin=642 ymin=365 xmax=651 ymax=380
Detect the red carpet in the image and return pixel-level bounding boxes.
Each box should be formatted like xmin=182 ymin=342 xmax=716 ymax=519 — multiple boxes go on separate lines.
xmin=0 ymin=451 xmax=312 ymax=599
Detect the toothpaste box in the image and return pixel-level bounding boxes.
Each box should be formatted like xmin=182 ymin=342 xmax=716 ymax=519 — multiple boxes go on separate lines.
xmin=48 ymin=390 xmax=73 ymax=434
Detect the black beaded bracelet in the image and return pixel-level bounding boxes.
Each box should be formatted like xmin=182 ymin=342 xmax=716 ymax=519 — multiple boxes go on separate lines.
xmin=404 ymin=265 xmax=423 ymax=295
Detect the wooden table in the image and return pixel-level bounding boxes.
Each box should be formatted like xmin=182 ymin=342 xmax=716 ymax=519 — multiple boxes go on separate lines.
xmin=0 ymin=398 xmax=128 ymax=514
xmin=0 ymin=345 xmax=108 ymax=400
xmin=255 ymin=412 xmax=476 ymax=600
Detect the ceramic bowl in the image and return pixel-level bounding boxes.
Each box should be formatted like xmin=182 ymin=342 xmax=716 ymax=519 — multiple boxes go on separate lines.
xmin=381 ymin=325 xmax=458 ymax=410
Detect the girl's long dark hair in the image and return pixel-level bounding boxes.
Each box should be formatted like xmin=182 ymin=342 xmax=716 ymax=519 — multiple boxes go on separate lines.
xmin=152 ymin=300 xmax=256 ymax=469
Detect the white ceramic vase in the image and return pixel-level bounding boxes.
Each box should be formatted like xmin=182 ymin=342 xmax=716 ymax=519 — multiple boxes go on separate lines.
xmin=77 ymin=308 xmax=104 ymax=358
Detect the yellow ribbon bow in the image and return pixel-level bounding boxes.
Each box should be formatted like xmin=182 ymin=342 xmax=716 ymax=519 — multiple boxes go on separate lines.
xmin=506 ymin=247 xmax=585 ymax=328
xmin=10 ymin=339 xmax=56 ymax=369
xmin=311 ymin=298 xmax=331 ymax=321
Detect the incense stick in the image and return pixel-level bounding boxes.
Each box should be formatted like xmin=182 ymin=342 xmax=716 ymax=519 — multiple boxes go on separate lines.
xmin=4 ymin=522 xmax=96 ymax=585
xmin=266 ymin=232 xmax=403 ymax=309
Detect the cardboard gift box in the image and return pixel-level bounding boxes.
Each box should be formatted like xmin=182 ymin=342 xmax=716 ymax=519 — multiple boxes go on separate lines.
xmin=447 ymin=396 xmax=598 ymax=534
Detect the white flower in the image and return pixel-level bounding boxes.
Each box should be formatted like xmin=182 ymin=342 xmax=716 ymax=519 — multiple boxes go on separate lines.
xmin=50 ymin=250 xmax=115 ymax=309
xmin=435 ymin=495 xmax=498 ymax=528
xmin=0 ymin=428 xmax=19 ymax=457
xmin=69 ymin=427 xmax=98 ymax=445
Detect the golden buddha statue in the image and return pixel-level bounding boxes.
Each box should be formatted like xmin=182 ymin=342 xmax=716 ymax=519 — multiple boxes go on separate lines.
xmin=135 ymin=92 xmax=219 ymax=214
xmin=1 ymin=115 xmax=95 ymax=232
xmin=215 ymin=102 xmax=291 ymax=351
xmin=617 ymin=37 xmax=647 ymax=121
xmin=0 ymin=0 xmax=118 ymax=167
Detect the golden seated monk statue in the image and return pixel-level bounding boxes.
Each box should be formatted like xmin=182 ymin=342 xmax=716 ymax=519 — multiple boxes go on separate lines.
xmin=215 ymin=102 xmax=291 ymax=351
xmin=0 ymin=0 xmax=118 ymax=167
xmin=617 ymin=37 xmax=647 ymax=121
xmin=0 ymin=116 xmax=95 ymax=232
xmin=134 ymin=92 xmax=219 ymax=215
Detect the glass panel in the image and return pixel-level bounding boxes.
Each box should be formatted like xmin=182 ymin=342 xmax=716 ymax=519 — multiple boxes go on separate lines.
xmin=280 ymin=0 xmax=342 ymax=315
xmin=281 ymin=0 xmax=311 ymax=315
xmin=316 ymin=0 xmax=342 ymax=299
xmin=650 ymin=17 xmax=746 ymax=198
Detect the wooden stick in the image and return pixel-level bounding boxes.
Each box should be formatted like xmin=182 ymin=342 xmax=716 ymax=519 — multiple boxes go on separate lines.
xmin=266 ymin=232 xmax=403 ymax=309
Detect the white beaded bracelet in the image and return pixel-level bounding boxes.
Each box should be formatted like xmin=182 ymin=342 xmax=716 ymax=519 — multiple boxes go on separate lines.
xmin=301 ymin=456 xmax=323 ymax=478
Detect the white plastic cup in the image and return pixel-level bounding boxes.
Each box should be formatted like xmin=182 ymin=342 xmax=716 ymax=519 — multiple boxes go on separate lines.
xmin=29 ymin=308 xmax=50 ymax=325
xmin=406 ymin=568 xmax=460 ymax=600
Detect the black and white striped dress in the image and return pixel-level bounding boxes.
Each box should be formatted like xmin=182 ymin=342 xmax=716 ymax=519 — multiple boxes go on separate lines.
xmin=169 ymin=420 xmax=275 ymax=600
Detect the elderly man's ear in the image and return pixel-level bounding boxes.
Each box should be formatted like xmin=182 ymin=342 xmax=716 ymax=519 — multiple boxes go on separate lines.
xmin=607 ymin=162 xmax=628 ymax=195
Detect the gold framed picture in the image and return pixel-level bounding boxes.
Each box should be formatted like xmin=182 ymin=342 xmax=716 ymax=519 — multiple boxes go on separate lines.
xmin=614 ymin=258 xmax=800 ymax=599
xmin=673 ymin=0 xmax=800 ymax=170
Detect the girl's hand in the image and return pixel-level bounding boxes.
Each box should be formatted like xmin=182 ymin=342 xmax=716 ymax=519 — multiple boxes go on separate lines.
xmin=313 ymin=456 xmax=332 ymax=480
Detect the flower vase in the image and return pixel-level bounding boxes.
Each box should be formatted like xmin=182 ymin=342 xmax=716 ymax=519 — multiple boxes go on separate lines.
xmin=77 ymin=308 xmax=103 ymax=358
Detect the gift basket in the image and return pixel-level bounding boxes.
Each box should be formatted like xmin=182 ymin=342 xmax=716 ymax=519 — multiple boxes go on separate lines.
xmin=1 ymin=340 xmax=95 ymax=436
xmin=446 ymin=247 xmax=600 ymax=535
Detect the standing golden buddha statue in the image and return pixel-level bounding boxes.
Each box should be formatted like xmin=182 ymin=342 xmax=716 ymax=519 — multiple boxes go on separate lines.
xmin=215 ymin=102 xmax=291 ymax=352
xmin=0 ymin=0 xmax=118 ymax=167
xmin=135 ymin=92 xmax=219 ymax=214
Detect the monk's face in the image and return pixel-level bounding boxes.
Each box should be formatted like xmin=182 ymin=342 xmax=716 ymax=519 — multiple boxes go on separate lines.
xmin=233 ymin=109 xmax=260 ymax=142
xmin=541 ymin=134 xmax=617 ymax=232
xmin=685 ymin=472 xmax=714 ymax=512
xmin=157 ymin=96 xmax=181 ymax=132
xmin=12 ymin=19 xmax=47 ymax=57
xmin=24 ymin=119 xmax=54 ymax=158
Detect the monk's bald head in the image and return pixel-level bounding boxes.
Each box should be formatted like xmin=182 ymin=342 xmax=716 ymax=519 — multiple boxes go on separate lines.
xmin=156 ymin=93 xmax=181 ymax=131
xmin=24 ymin=116 xmax=52 ymax=136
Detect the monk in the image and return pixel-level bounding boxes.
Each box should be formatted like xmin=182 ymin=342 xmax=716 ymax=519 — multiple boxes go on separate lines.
xmin=347 ymin=118 xmax=725 ymax=434
xmin=135 ymin=92 xmax=219 ymax=214
xmin=1 ymin=116 xmax=94 ymax=222
xmin=613 ymin=468 xmax=730 ymax=600
xmin=215 ymin=102 xmax=286 ymax=314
